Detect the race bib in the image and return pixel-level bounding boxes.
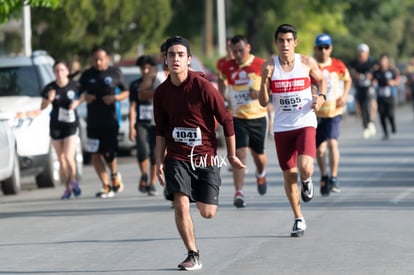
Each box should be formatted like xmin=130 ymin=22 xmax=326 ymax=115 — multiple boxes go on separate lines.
xmin=86 ymin=138 xmax=100 ymax=153
xmin=233 ymin=90 xmax=252 ymax=106
xmin=172 ymin=127 xmax=202 ymax=146
xmin=378 ymin=87 xmax=391 ymax=97
xmin=358 ymin=74 xmax=371 ymax=87
xmin=58 ymin=107 xmax=76 ymax=123
xmin=279 ymin=93 xmax=303 ymax=112
xmin=139 ymin=105 xmax=153 ymax=120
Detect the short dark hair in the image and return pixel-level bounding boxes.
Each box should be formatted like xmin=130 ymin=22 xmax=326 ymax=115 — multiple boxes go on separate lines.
xmin=91 ymin=45 xmax=110 ymax=55
xmin=136 ymin=55 xmax=157 ymax=67
xmin=160 ymin=41 xmax=167 ymax=53
xmin=164 ymin=36 xmax=191 ymax=56
xmin=230 ymin=35 xmax=248 ymax=45
xmin=274 ymin=24 xmax=297 ymax=40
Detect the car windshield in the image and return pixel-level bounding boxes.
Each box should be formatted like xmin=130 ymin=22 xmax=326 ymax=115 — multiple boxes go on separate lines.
xmin=0 ymin=66 xmax=41 ymax=97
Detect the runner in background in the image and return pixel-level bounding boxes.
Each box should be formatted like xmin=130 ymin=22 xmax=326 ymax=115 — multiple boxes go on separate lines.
xmin=129 ymin=55 xmax=158 ymax=196
xmin=218 ymin=35 xmax=268 ymax=208
xmin=313 ymin=34 xmax=352 ymax=195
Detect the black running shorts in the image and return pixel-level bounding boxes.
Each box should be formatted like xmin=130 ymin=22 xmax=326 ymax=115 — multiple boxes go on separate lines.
xmin=233 ymin=116 xmax=267 ymax=153
xmin=50 ymin=126 xmax=78 ymax=140
xmin=164 ymin=159 xmax=221 ymax=205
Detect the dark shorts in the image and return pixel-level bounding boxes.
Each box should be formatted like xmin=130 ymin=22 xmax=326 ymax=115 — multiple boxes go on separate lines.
xmin=234 ymin=116 xmax=267 ymax=154
xmin=316 ymin=115 xmax=342 ymax=147
xmin=274 ymin=127 xmax=316 ymax=171
xmin=50 ymin=126 xmax=78 ymax=140
xmin=135 ymin=123 xmax=156 ymax=164
xmin=164 ymin=159 xmax=221 ymax=205
xmin=86 ymin=126 xmax=119 ymax=154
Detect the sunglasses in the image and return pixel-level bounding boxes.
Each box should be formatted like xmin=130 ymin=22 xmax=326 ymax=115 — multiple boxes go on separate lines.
xmin=318 ymin=45 xmax=330 ymax=51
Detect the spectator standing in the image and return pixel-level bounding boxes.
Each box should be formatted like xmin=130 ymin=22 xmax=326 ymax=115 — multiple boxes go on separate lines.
xmin=372 ymin=54 xmax=400 ymax=140
xmin=349 ymin=43 xmax=377 ymax=139
xmin=79 ymin=46 xmax=129 ymax=198
xmin=41 ymin=60 xmax=83 ymax=199
xmin=129 ymin=55 xmax=159 ymax=196
xmin=313 ymin=34 xmax=352 ymax=195
xmin=218 ymin=35 xmax=268 ymax=208
xmin=154 ymin=36 xmax=244 ymax=270
xmin=259 ymin=24 xmax=327 ymax=237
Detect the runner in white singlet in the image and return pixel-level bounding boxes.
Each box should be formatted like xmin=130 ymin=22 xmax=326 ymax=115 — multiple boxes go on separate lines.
xmin=259 ymin=24 xmax=327 ymax=237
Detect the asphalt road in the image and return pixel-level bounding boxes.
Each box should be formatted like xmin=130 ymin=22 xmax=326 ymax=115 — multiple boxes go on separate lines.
xmin=1 ymin=104 xmax=414 ymax=275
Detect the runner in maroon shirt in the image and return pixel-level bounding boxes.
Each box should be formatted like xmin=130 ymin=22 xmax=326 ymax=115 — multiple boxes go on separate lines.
xmin=154 ymin=36 xmax=245 ymax=271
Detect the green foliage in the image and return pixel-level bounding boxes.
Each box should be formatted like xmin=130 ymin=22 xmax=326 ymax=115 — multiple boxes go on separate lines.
xmin=3 ymin=0 xmax=414 ymax=68
xmin=225 ymin=0 xmax=349 ymax=58
xmin=0 ymin=0 xmax=59 ymax=23
xmin=341 ymin=0 xmax=408 ymax=62
xmin=31 ymin=0 xmax=172 ymax=64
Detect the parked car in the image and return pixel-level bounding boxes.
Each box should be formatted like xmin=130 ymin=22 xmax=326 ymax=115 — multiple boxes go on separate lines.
xmin=0 ymin=118 xmax=20 ymax=195
xmin=0 ymin=51 xmax=83 ymax=188
xmin=78 ymin=65 xmax=141 ymax=163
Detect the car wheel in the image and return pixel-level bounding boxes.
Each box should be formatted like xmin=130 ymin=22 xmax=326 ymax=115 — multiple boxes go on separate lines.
xmin=35 ymin=144 xmax=58 ymax=188
xmin=1 ymin=151 xmax=21 ymax=195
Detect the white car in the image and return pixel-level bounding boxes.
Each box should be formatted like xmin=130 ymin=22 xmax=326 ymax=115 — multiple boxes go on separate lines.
xmin=0 ymin=118 xmax=20 ymax=195
xmin=0 ymin=51 xmax=83 ymax=189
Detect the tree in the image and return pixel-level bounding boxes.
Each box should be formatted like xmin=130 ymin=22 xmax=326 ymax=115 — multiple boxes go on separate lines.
xmin=227 ymin=0 xmax=348 ymax=57
xmin=0 ymin=0 xmax=60 ymax=23
xmin=341 ymin=0 xmax=407 ymax=62
xmin=31 ymin=0 xmax=172 ymax=64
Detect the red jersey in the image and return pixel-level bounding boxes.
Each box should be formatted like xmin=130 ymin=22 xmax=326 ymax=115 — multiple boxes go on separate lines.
xmin=219 ymin=55 xmax=267 ymax=119
xmin=316 ymin=57 xmax=351 ymax=118
xmin=154 ymin=71 xmax=234 ymax=162
xmin=216 ymin=56 xmax=228 ymax=76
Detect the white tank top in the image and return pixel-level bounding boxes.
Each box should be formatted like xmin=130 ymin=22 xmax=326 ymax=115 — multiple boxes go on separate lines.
xmin=270 ymin=54 xmax=317 ymax=132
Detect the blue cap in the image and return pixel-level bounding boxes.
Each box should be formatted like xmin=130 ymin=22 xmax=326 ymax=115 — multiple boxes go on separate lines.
xmin=315 ymin=34 xmax=332 ymax=46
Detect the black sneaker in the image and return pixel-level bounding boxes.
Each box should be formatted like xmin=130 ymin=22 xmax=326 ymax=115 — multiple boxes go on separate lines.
xmin=329 ymin=177 xmax=340 ymax=193
xmin=138 ymin=174 xmax=148 ymax=193
xmin=290 ymin=218 xmax=306 ymax=237
xmin=320 ymin=175 xmax=330 ymax=196
xmin=301 ymin=178 xmax=314 ymax=202
xmin=177 ymin=250 xmax=202 ymax=271
xmin=96 ymin=186 xmax=115 ymax=198
xmin=233 ymin=191 xmax=246 ymax=208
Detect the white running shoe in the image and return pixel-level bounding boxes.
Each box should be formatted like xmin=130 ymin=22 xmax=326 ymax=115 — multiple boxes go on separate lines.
xmin=368 ymin=122 xmax=376 ymax=136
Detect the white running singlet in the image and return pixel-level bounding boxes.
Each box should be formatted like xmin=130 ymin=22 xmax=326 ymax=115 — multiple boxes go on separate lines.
xmin=270 ymin=54 xmax=317 ymax=132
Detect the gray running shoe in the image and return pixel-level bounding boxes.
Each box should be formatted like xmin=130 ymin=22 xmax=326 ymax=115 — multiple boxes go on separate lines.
xmin=147 ymin=184 xmax=158 ymax=196
xmin=329 ymin=177 xmax=341 ymax=193
xmin=256 ymin=175 xmax=267 ymax=195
